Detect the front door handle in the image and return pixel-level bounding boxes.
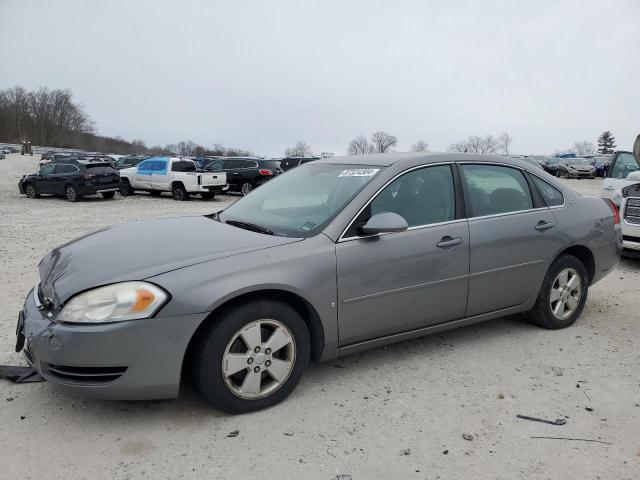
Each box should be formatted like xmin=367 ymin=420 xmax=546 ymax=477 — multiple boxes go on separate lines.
xmin=535 ymin=221 xmax=555 ymax=231
xmin=436 ymin=236 xmax=464 ymax=248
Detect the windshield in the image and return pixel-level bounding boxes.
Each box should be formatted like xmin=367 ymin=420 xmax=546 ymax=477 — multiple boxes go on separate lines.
xmin=219 ymin=163 xmax=383 ymax=237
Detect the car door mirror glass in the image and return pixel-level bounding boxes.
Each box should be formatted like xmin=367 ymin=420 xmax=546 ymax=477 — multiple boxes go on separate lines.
xmin=360 ymin=212 xmax=408 ymax=235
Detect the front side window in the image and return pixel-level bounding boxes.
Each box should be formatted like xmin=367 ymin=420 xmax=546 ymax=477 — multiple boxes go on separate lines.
xmin=138 ymin=160 xmax=154 ymax=172
xmin=352 ymin=165 xmax=456 ymax=232
xmin=609 ymin=152 xmax=639 ymax=179
xmin=460 ymin=164 xmax=533 ymax=217
xmin=40 ymin=165 xmax=56 ymax=175
xmin=531 ymin=175 xmax=564 ymax=206
xmin=219 ymin=164 xmax=382 ymax=237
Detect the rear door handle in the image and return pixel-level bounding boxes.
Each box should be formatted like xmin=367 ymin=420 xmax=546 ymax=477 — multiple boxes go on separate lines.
xmin=535 ymin=221 xmax=555 ymax=231
xmin=436 ymin=236 xmax=464 ymax=248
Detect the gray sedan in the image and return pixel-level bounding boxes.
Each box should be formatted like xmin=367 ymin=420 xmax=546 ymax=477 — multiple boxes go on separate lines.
xmin=16 ymin=153 xmax=622 ymax=413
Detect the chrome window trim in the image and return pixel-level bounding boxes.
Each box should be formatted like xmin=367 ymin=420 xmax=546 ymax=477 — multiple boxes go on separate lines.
xmin=337 ymin=162 xmax=455 ymax=243
xmin=466 ymin=206 xmax=548 ymax=222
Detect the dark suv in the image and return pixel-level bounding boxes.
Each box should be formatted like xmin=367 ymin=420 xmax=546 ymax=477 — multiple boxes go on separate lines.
xmin=279 ymin=156 xmax=320 ymax=171
xmin=19 ymin=160 xmax=120 ymax=202
xmin=203 ymin=157 xmax=283 ymax=195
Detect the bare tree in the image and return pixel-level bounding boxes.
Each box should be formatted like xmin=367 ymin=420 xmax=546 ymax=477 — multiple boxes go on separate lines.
xmin=411 ymin=140 xmax=429 ymax=152
xmin=284 ymin=141 xmax=312 ymax=157
xmin=448 ymin=134 xmax=501 ymax=154
xmin=574 ymin=140 xmax=596 ymax=157
xmin=371 ymin=131 xmax=397 ymax=153
xmin=347 ymin=135 xmax=373 ymax=155
xmin=498 ymin=132 xmax=513 ymax=155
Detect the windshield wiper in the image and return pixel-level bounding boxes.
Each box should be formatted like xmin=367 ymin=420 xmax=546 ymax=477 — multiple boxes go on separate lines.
xmin=225 ymin=219 xmax=276 ymax=236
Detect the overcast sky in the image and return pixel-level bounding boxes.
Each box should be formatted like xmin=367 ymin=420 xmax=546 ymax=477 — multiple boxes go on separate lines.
xmin=1 ymin=0 xmax=639 ymax=156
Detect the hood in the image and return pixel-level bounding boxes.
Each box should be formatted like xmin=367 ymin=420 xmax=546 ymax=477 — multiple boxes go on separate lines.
xmin=38 ymin=216 xmax=301 ymax=306
xmin=568 ymin=164 xmax=593 ymax=170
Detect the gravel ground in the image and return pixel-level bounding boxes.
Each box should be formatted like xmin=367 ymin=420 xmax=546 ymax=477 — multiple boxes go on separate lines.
xmin=1 ymin=153 xmax=639 ymax=480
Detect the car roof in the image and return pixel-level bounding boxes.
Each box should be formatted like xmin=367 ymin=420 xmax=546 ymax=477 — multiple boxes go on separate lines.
xmin=314 ymin=152 xmax=521 ymax=167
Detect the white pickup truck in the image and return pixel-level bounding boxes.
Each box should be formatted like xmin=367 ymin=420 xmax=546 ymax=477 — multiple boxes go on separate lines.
xmin=119 ymin=157 xmax=227 ymax=200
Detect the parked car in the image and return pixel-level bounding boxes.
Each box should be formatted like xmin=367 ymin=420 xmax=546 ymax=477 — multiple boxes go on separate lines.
xmin=555 ymin=158 xmax=596 ymax=179
xmin=119 ymin=157 xmax=227 ymax=200
xmin=203 ymin=157 xmax=283 ymax=195
xmin=541 ymin=157 xmax=562 ymax=176
xmin=18 ymin=159 xmax=120 ymax=202
xmin=0 ymin=151 xmax=5 ymax=159
xmin=15 ymin=153 xmax=621 ymax=413
xmin=115 ymin=155 xmax=147 ymax=170
xmin=39 ymin=152 xmax=75 ymax=166
xmin=613 ymin=176 xmax=640 ymax=256
xmin=279 ymin=156 xmax=321 ymax=172
xmin=602 ymin=151 xmax=640 ymax=198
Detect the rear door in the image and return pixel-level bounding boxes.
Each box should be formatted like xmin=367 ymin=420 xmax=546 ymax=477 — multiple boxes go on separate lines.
xmin=459 ymin=163 xmax=560 ymax=316
xmin=150 ymin=159 xmax=169 ymax=190
xmin=135 ymin=160 xmax=154 ymax=189
xmin=603 ymin=152 xmax=640 ymax=199
xmin=52 ymin=164 xmax=78 ymax=194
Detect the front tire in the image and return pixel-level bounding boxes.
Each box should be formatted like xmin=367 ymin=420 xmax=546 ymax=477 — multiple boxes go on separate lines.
xmin=526 ymin=254 xmax=588 ymax=329
xmin=119 ymin=180 xmax=134 ymax=196
xmin=25 ymin=184 xmax=39 ymax=198
xmin=193 ymin=299 xmax=310 ymax=413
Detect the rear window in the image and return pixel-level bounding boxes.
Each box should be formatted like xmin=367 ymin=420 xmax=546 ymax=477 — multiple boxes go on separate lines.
xmin=259 ymin=160 xmax=281 ymax=170
xmin=172 ymin=161 xmax=196 ymax=172
xmin=84 ymin=163 xmax=117 ymax=174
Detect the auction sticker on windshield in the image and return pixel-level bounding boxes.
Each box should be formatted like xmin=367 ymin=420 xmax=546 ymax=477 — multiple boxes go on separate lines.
xmin=338 ymin=168 xmax=380 ymax=177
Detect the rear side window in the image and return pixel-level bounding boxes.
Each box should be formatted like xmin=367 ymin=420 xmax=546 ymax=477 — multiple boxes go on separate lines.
xmin=205 ymin=160 xmax=224 ymax=171
xmin=609 ymin=152 xmax=639 ymax=179
xmin=460 ymin=164 xmax=533 ymax=217
xmin=531 ymin=176 xmax=564 ymax=206
xmin=54 ymin=164 xmax=78 ymax=174
xmin=172 ymin=161 xmax=196 ymax=172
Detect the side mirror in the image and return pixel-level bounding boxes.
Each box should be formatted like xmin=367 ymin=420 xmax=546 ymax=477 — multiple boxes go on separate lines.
xmin=360 ymin=212 xmax=408 ymax=235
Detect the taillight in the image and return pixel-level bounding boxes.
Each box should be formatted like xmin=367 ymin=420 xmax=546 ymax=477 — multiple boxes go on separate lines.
xmin=606 ymin=198 xmax=620 ymax=225
xmin=259 ymin=169 xmax=273 ymax=176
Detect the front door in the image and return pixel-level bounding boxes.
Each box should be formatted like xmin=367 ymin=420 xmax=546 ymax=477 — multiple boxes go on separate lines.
xmin=36 ymin=164 xmax=56 ymax=194
xmin=336 ymin=164 xmax=469 ymax=345
xmin=459 ymin=163 xmax=561 ymax=316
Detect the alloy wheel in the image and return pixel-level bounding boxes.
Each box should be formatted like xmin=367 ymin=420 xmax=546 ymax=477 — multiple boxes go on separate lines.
xmin=549 ymin=267 xmax=582 ymax=320
xmin=26 ymin=185 xmax=36 ymax=198
xmin=221 ymin=319 xmax=296 ymax=399
xmin=241 ymin=182 xmax=253 ymax=196
xmin=65 ymin=186 xmax=77 ymax=202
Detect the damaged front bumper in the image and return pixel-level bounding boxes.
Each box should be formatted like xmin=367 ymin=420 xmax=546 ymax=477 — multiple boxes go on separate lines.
xmin=16 ymin=286 xmax=208 ymax=400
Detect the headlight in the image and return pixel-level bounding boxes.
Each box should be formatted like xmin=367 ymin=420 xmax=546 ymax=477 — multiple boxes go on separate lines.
xmin=57 ymin=282 xmax=168 ymax=324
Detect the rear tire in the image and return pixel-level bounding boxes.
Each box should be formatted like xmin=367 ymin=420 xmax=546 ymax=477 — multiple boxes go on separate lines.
xmin=101 ymin=191 xmax=115 ymax=199
xmin=526 ymin=254 xmax=588 ymax=329
xmin=192 ymin=299 xmax=310 ymax=413
xmin=172 ymin=184 xmax=190 ymax=201
xmin=65 ymin=185 xmax=79 ymax=202
xmin=240 ymin=181 xmax=253 ymax=196
xmin=119 ymin=180 xmax=133 ymax=196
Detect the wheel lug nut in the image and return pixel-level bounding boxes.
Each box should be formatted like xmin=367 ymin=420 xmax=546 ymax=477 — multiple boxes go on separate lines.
xmin=265 ymin=348 xmax=271 ymax=354
xmin=254 ymin=366 xmax=260 ymax=373
xmin=265 ymin=360 xmax=271 ymax=367
xmin=247 ymin=358 xmax=253 ymax=364
xmin=254 ymin=346 xmax=261 ymax=353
